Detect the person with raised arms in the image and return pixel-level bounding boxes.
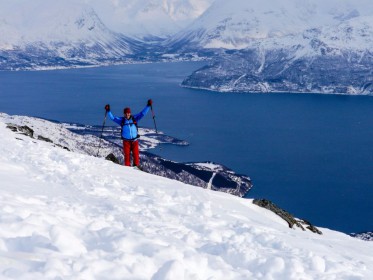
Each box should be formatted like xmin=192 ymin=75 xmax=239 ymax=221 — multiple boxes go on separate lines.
xmin=105 ymin=99 xmax=152 ymax=168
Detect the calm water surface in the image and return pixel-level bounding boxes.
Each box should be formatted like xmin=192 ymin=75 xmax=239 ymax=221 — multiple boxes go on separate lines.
xmin=1 ymin=62 xmax=372 ymax=233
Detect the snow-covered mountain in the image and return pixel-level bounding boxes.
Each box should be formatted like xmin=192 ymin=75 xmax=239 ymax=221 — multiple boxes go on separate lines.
xmin=86 ymin=0 xmax=215 ymax=39
xmin=0 ymin=0 xmax=142 ymax=70
xmin=168 ymin=0 xmax=373 ymax=50
xmin=0 ymin=0 xmax=215 ymax=69
xmin=2 ymin=0 xmax=373 ymax=94
xmin=1 ymin=114 xmax=373 ymax=279
xmin=0 ymin=0 xmax=215 ymax=42
xmin=170 ymin=0 xmax=373 ymax=94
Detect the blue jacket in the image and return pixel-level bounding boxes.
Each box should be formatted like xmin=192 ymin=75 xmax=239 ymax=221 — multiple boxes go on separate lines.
xmin=108 ymin=105 xmax=150 ymax=140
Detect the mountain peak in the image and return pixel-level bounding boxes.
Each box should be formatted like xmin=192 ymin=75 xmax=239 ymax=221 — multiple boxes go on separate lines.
xmin=169 ymin=0 xmax=373 ymax=50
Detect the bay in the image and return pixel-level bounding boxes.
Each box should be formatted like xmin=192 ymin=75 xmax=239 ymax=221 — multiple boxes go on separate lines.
xmin=1 ymin=62 xmax=372 ymax=234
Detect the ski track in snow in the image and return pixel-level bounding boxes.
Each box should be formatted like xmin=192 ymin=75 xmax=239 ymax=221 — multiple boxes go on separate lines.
xmin=0 ymin=117 xmax=373 ymax=279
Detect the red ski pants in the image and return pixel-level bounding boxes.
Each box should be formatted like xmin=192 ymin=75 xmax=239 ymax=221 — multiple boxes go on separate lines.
xmin=123 ymin=140 xmax=139 ymax=167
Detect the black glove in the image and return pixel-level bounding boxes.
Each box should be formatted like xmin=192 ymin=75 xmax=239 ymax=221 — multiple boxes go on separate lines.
xmin=105 ymin=104 xmax=110 ymax=112
xmin=147 ymin=99 xmax=153 ymax=107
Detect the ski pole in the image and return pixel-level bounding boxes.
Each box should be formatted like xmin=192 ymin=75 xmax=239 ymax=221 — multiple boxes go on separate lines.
xmin=96 ymin=111 xmax=108 ymax=157
xmin=150 ymin=105 xmax=158 ymax=134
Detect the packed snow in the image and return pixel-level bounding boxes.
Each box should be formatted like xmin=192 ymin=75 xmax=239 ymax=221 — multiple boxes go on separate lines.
xmin=0 ymin=114 xmax=372 ymax=279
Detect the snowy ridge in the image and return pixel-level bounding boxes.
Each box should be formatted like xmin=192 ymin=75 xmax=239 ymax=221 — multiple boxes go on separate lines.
xmin=1 ymin=117 xmax=373 ymax=279
xmin=0 ymin=113 xmax=184 ymax=164
xmin=1 ymin=113 xmax=252 ymax=197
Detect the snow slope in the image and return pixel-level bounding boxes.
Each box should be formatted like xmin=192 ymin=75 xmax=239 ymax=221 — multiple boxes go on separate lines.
xmin=0 ymin=113 xmax=252 ymax=197
xmin=1 ymin=117 xmax=372 ymax=279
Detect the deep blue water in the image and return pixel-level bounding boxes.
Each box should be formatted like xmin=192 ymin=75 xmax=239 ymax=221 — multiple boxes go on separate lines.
xmin=1 ymin=62 xmax=372 ymax=234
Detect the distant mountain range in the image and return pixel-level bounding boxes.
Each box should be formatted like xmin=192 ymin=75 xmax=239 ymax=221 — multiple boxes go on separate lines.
xmin=1 ymin=0 xmax=373 ymax=94
xmin=85 ymin=0 xmax=215 ymax=39
xmin=176 ymin=0 xmax=373 ymax=94
xmin=0 ymin=1 xmax=145 ymax=69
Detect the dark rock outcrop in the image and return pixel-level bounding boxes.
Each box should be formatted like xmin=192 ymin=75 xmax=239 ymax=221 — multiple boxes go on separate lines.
xmin=6 ymin=123 xmax=68 ymax=150
xmin=253 ymin=199 xmax=322 ymax=234
xmin=6 ymin=124 xmax=34 ymax=138
xmin=350 ymin=232 xmax=373 ymax=241
xmin=37 ymin=135 xmax=53 ymax=143
xmin=105 ymin=153 xmax=120 ymax=165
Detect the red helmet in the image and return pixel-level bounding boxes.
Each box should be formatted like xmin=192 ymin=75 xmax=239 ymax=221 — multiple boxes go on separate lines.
xmin=123 ymin=107 xmax=131 ymax=114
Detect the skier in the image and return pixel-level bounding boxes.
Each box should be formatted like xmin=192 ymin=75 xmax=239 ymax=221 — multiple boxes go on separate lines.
xmin=105 ymin=99 xmax=152 ymax=168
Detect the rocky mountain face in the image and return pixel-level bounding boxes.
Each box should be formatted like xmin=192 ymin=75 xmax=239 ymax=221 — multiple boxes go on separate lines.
xmin=181 ymin=48 xmax=373 ymax=94
xmin=350 ymin=232 xmax=373 ymax=241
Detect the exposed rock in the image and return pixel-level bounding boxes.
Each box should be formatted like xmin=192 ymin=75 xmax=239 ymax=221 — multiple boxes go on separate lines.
xmin=37 ymin=135 xmax=53 ymax=143
xmin=55 ymin=144 xmax=70 ymax=151
xmin=106 ymin=153 xmax=120 ymax=165
xmin=6 ymin=124 xmax=18 ymax=132
xmin=253 ymin=199 xmax=322 ymax=234
xmin=6 ymin=123 xmax=70 ymax=151
xmin=6 ymin=124 xmax=34 ymax=138
xmin=350 ymin=232 xmax=373 ymax=241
